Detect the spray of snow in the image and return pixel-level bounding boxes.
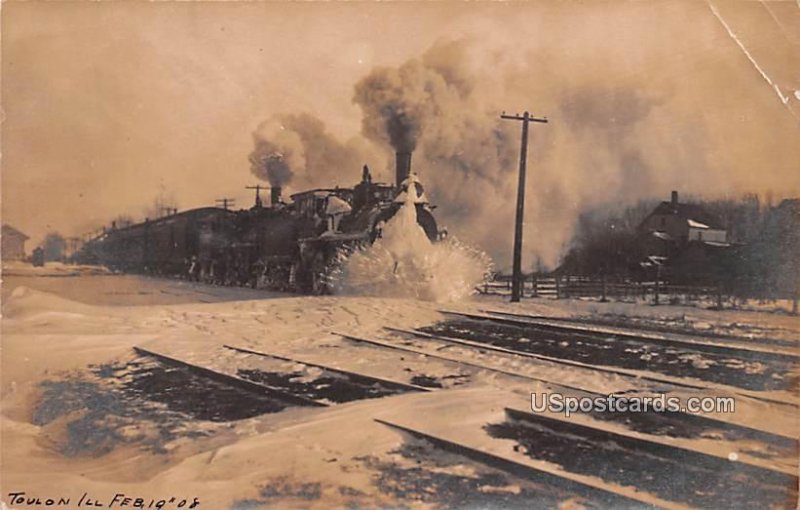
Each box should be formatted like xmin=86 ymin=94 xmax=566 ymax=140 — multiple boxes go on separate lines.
xmin=708 ymin=1 xmax=797 ymax=119
xmin=330 ymin=181 xmax=492 ymax=302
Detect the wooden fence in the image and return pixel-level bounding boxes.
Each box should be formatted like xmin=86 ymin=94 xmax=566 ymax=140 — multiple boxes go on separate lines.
xmin=480 ymin=274 xmax=734 ymax=307
xmin=478 ymin=273 xmax=799 ymax=313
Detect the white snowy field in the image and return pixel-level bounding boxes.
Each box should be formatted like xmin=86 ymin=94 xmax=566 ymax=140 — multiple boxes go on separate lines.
xmin=1 ymin=268 xmax=798 ymax=509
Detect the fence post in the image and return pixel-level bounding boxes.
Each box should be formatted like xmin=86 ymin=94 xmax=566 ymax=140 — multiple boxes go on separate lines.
xmin=654 ymin=268 xmax=660 ymax=306
xmin=600 ymin=274 xmax=608 ymax=302
xmin=716 ymin=285 xmax=723 ymax=310
xmin=556 ymin=275 xmax=561 ymax=299
xmin=532 ymin=274 xmax=538 ymax=298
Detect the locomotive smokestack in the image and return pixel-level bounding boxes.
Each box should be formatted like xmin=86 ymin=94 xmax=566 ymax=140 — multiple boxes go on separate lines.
xmin=396 ymin=151 xmax=412 ymax=188
xmin=271 ymin=186 xmax=282 ymax=206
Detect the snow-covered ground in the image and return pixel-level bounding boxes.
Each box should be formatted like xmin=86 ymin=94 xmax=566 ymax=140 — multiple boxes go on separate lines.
xmin=1 ymin=268 xmax=798 ymax=509
xmin=0 ymin=272 xmax=484 ymax=509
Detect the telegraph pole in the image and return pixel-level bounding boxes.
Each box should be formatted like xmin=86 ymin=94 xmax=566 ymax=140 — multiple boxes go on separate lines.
xmin=501 ymin=111 xmax=548 ymax=302
xmin=215 ymin=198 xmax=235 ymax=210
xmin=246 ymin=185 xmax=266 ymax=207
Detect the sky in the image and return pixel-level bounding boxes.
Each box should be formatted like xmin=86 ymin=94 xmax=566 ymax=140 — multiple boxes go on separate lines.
xmin=2 ymin=1 xmax=799 ymax=268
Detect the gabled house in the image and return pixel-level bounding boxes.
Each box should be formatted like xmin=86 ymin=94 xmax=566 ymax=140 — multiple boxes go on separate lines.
xmin=635 ymin=192 xmax=732 ymax=283
xmin=638 ymin=191 xmax=728 ymax=245
xmin=2 ymin=224 xmax=30 ymax=260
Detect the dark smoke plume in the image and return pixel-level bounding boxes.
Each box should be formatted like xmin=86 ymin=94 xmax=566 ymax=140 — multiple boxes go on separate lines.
xmin=353 ymin=70 xmax=419 ymax=152
xmin=249 ymin=116 xmax=305 ymax=187
xmin=249 ymin=113 xmax=384 ymax=189
xmin=249 ymin=149 xmax=293 ymax=187
xmin=353 ymin=39 xmax=478 ymax=155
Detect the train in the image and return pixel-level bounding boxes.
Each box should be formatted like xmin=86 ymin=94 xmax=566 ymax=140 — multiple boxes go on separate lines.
xmin=74 ymin=151 xmax=441 ymax=293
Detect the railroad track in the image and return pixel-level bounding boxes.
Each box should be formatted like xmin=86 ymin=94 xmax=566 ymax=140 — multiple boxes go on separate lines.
xmin=374 ymin=418 xmax=670 ymax=509
xmin=471 ymin=309 xmax=800 ymax=360
xmin=414 ymin=311 xmax=800 ymax=401
xmin=481 ymin=308 xmax=800 ymax=351
xmin=333 ymin=321 xmax=798 ymax=507
xmin=336 ymin=331 xmax=597 ymax=394
xmin=133 ymin=345 xmax=427 ymax=410
xmin=385 ymin=325 xmax=799 ymax=410
xmin=373 ymin=399 xmax=798 ymax=510
xmin=131 ymin=329 xmax=798 ymax=509
xmin=336 ymin=331 xmax=798 ymax=469
xmin=133 ymin=346 xmax=324 ymax=407
xmin=222 ymin=344 xmax=432 ymax=395
xmin=489 ymin=406 xmax=796 ymax=508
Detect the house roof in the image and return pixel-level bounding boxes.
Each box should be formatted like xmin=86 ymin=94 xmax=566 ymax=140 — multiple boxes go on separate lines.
xmin=648 ymin=202 xmax=725 ymax=230
xmin=687 ymin=219 xmax=710 ymax=229
xmin=2 ymin=224 xmax=29 ymax=240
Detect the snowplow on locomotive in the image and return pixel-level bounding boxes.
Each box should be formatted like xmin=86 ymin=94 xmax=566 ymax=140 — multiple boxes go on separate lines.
xmin=75 ymin=154 xmax=441 ymax=293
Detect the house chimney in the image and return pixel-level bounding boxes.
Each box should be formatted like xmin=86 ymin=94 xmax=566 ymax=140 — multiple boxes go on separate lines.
xmin=271 ymin=186 xmax=282 ymax=206
xmin=396 ymin=152 xmax=412 ymax=188
xmin=671 ymin=190 xmax=679 ymax=205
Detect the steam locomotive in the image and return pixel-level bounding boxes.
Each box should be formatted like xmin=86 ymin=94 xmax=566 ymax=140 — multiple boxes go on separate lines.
xmin=75 ymin=152 xmax=441 ymax=293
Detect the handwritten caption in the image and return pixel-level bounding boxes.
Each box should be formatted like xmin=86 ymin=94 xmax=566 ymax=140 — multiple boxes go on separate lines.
xmin=6 ymin=492 xmax=199 ymax=509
